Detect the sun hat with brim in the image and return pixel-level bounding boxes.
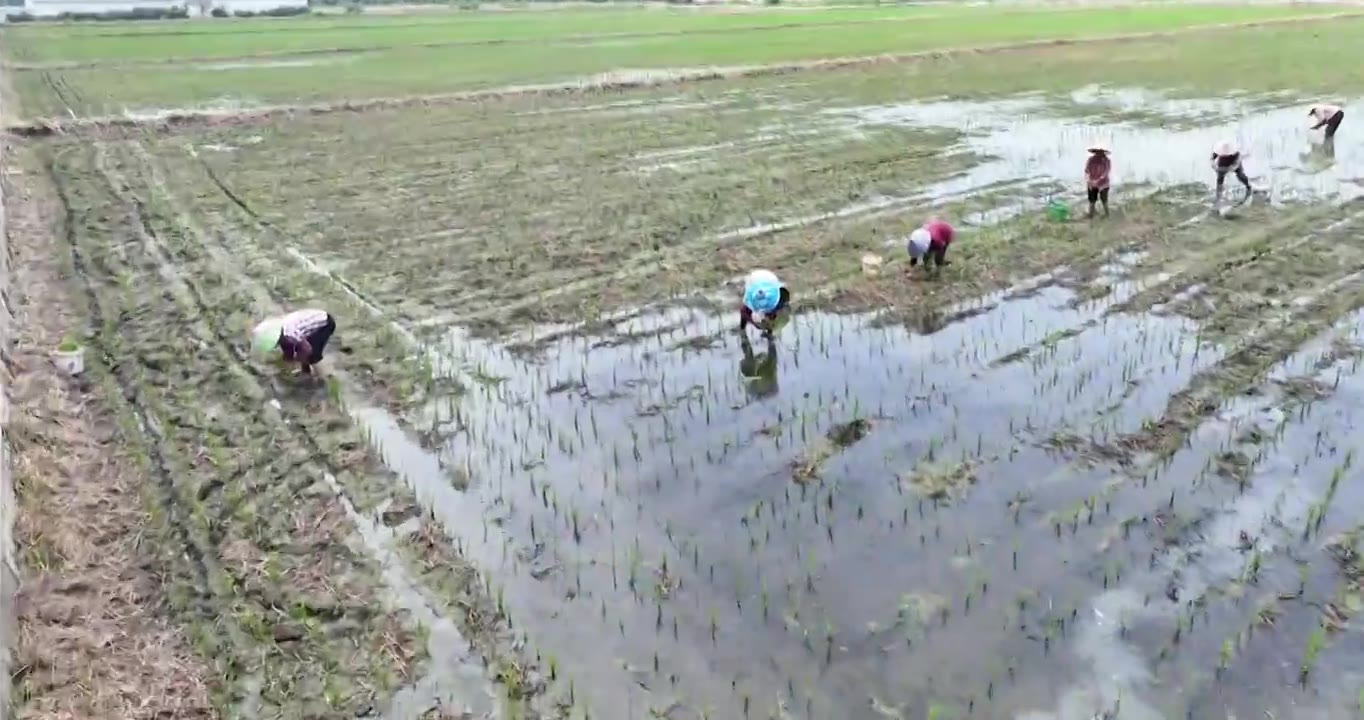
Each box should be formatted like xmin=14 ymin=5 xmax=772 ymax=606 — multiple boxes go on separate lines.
xmin=1213 ymin=140 xmax=1239 ymax=156
xmin=252 ymin=317 xmax=285 ymax=354
xmin=744 ymin=279 xmax=783 ymax=314
xmin=746 ymin=269 xmax=784 ymax=291
xmin=907 ymin=228 xmax=932 ymax=260
xmin=1086 ymin=140 xmax=1111 ymax=153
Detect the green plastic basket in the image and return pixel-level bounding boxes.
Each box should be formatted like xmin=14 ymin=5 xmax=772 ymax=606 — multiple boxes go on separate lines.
xmin=1045 ymin=200 xmax=1070 ymax=222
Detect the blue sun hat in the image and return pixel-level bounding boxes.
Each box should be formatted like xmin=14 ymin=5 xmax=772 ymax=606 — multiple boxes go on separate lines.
xmin=743 ymin=270 xmax=784 ymax=314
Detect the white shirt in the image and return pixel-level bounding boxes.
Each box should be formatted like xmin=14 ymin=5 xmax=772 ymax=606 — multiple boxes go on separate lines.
xmin=281 ymin=309 xmax=329 ymax=342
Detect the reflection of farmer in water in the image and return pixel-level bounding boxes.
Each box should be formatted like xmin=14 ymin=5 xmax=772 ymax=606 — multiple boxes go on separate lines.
xmin=1309 ymin=103 xmax=1345 ymax=141
xmin=252 ymin=308 xmax=337 ymax=378
xmin=906 ymin=218 xmax=955 ymax=274
xmin=739 ymin=332 xmax=779 ymax=398
xmin=739 ymin=269 xmax=791 ymax=338
xmin=1211 ymin=139 xmax=1253 ymax=208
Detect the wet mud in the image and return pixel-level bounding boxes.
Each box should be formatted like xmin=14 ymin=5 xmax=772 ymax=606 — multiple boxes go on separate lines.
xmin=14 ymin=61 xmax=1364 ymax=720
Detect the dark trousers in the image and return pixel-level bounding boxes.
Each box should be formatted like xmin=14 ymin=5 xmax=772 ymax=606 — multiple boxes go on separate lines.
xmin=929 ymin=245 xmax=948 ymax=267
xmin=1087 ymin=187 xmax=1110 ymax=204
xmin=1216 ymin=166 xmax=1251 ymax=190
xmin=1326 ymin=110 xmax=1345 ymax=139
xmin=305 ymin=315 xmax=336 ymax=364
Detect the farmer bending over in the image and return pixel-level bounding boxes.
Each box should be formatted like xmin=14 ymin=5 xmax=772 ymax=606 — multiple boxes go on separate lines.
xmin=1084 ymin=141 xmax=1111 ymax=219
xmin=1211 ymin=140 xmax=1252 ymax=208
xmin=907 ymin=218 xmax=955 ymax=272
xmin=739 ymin=269 xmax=790 ymax=338
xmin=253 ymin=308 xmax=337 ymax=377
xmin=1309 ymin=103 xmax=1345 ymax=140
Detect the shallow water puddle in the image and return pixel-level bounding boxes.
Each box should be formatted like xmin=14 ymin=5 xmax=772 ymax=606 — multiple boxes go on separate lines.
xmin=1025 ymin=312 xmax=1364 ymax=720
xmin=387 ymin=266 xmax=1251 ymax=718
xmin=265 ymin=90 xmax=1364 ymax=716
xmin=827 ymin=92 xmax=1364 ymax=205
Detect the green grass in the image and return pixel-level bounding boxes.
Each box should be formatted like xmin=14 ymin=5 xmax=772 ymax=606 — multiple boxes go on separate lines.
xmin=5 ymin=3 xmax=1341 ymax=64
xmin=3 ymin=6 xmax=949 ymax=63
xmin=4 ymin=3 xmax=1352 ymax=118
xmin=760 ymin=18 xmax=1364 ymax=101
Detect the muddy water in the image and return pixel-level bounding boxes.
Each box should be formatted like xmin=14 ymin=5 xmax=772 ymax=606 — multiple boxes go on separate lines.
xmin=367 ymin=266 xmax=1261 ymax=718
xmin=828 ymin=92 xmax=1364 ymax=206
xmin=352 ymin=245 xmax=1364 ymax=719
xmin=319 ymin=90 xmax=1364 ymax=718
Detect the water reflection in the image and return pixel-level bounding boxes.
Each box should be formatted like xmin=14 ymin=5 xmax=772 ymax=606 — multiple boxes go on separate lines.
xmin=738 ymin=332 xmax=779 ymax=399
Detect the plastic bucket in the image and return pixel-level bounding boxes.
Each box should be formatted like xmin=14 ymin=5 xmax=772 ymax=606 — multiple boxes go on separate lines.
xmin=53 ymin=346 xmax=84 ymax=375
xmin=1046 ymin=200 xmax=1070 ymax=222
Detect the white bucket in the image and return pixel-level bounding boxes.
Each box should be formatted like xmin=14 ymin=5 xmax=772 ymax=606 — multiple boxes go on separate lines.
xmin=861 ymin=253 xmax=884 ymax=277
xmin=53 ymin=346 xmax=84 ymax=375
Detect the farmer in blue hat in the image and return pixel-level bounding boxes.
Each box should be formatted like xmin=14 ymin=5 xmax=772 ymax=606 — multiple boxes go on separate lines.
xmin=739 ymin=269 xmax=791 ymax=338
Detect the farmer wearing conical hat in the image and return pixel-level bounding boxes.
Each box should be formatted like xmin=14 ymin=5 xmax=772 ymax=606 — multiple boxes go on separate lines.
xmin=740 ymin=269 xmax=791 ymax=337
xmin=906 ymin=217 xmax=955 ymax=273
xmin=252 ymin=308 xmax=337 ymax=377
xmin=1309 ymin=103 xmax=1345 ymax=141
xmin=1084 ymin=140 xmax=1112 ymax=219
xmin=1211 ymin=139 xmax=1252 ymax=208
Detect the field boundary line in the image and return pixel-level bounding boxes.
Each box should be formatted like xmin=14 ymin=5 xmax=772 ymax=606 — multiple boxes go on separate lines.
xmin=9 ymin=9 xmax=1364 ymax=133
xmin=102 ymin=140 xmax=508 ymax=720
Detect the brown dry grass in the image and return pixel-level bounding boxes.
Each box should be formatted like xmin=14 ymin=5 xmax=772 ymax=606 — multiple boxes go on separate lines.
xmin=5 ymin=148 xmax=216 ymax=720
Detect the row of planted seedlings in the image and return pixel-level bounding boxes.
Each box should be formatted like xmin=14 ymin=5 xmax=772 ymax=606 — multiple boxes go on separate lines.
xmin=189 ymin=98 xmax=975 ymax=330
xmin=245 ymin=177 xmax=1364 ymax=714
xmin=100 ymin=136 xmax=587 ymax=718
xmin=394 ymin=263 xmax=1243 ymax=717
xmin=138 ymin=116 xmax=1042 ymax=714
xmin=1098 ymin=313 xmax=1364 ymax=719
xmin=1021 ymin=258 xmax=1364 ymax=716
xmin=44 ymin=140 xmax=427 ymax=717
xmin=130 ymin=115 xmax=1364 ymax=714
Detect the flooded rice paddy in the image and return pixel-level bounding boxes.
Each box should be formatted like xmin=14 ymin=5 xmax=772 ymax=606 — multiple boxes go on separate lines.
xmin=24 ymin=74 xmax=1364 ymax=720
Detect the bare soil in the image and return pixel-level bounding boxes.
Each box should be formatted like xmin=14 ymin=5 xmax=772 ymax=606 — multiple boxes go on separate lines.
xmin=5 ymin=144 xmax=215 ymax=719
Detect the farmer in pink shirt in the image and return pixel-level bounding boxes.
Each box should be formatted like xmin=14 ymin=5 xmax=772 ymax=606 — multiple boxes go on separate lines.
xmin=1309 ymin=103 xmax=1345 ymax=140
xmin=906 ymin=218 xmax=955 ymax=273
xmin=1085 ymin=141 xmax=1111 ymax=219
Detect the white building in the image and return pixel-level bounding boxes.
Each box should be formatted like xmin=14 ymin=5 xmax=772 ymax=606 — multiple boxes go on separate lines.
xmin=7 ymin=0 xmax=307 ymax=19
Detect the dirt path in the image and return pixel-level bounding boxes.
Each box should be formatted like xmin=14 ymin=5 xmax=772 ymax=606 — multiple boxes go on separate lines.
xmin=3 ymin=146 xmax=216 ymax=718
xmin=10 ymin=9 xmax=1362 ymax=133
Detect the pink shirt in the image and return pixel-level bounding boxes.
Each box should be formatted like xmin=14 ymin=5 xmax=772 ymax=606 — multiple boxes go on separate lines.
xmin=925 ymin=220 xmax=954 ymax=251
xmin=1085 ymin=153 xmax=1111 ymax=190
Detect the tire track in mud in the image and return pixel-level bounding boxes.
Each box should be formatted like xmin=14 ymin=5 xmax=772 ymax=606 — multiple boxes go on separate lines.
xmin=113 ymin=140 xmax=548 ymax=719
xmin=180 ymin=139 xmax=815 ymax=719
xmin=10 ymin=10 xmax=1363 ymax=130
xmin=191 ymin=149 xmax=525 ymax=399
xmin=60 ymin=140 xmax=457 ymax=717
xmin=45 ymin=149 xmax=271 ymax=710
